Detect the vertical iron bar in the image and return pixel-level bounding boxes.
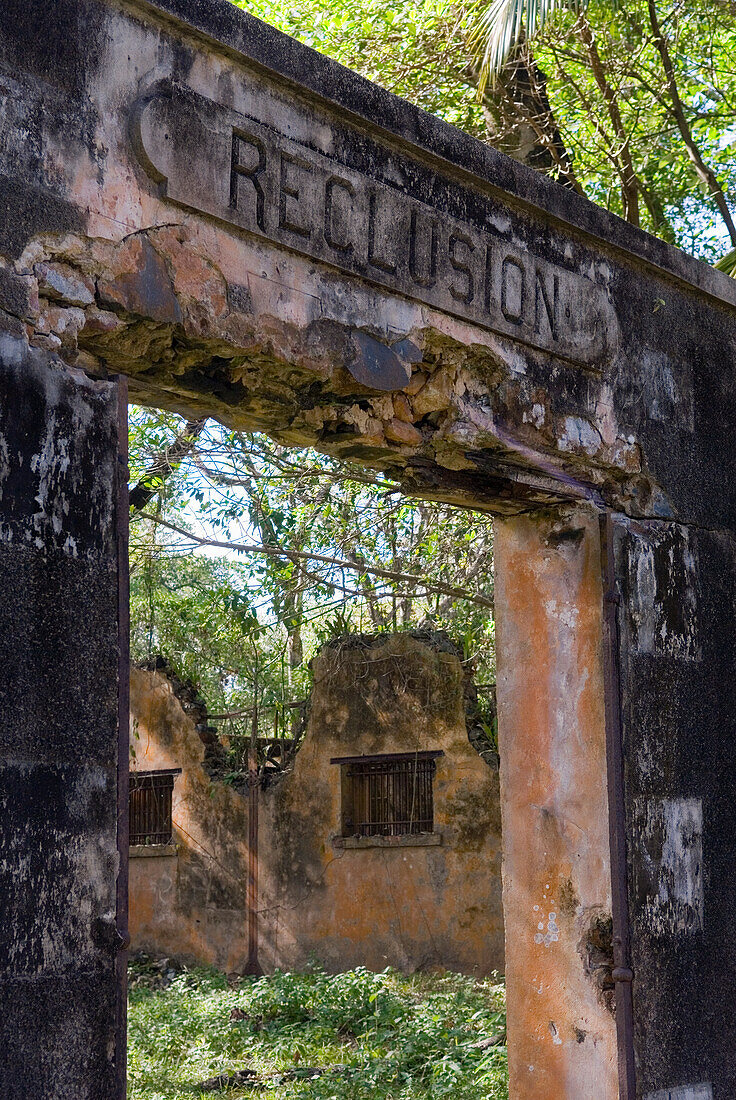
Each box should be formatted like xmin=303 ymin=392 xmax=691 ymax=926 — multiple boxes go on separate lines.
xmin=425 ymin=763 xmax=430 ymax=829
xmin=381 ymin=767 xmax=385 ymax=834
xmin=115 ymin=377 xmax=130 ymax=1100
xmin=599 ymin=511 xmax=636 ymax=1100
xmin=246 ymin=702 xmax=261 ymax=975
xmin=379 ymin=766 xmax=383 ymax=834
xmin=389 ymin=766 xmax=393 ymax=835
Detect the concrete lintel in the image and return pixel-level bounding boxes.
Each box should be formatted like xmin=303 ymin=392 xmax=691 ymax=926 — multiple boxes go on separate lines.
xmin=129 ymin=844 xmax=177 ymax=859
xmin=332 ymin=833 xmax=443 ymax=850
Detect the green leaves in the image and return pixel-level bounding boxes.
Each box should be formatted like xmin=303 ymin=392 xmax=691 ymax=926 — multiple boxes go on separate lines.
xmin=128 ymin=964 xmax=508 ymax=1098
xmin=235 ymin=0 xmax=488 ymax=140
xmin=471 ymin=0 xmax=583 ymax=94
xmin=129 ymin=409 xmax=495 ymax=779
xmin=232 ymin=0 xmax=736 ymax=261
xmin=715 ymin=247 xmax=736 ymax=277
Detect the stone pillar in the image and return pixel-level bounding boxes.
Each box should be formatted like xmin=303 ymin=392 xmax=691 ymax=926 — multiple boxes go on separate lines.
xmin=494 ymin=506 xmax=618 ymax=1099
xmin=614 ymin=517 xmax=736 ymax=1099
xmin=0 ymin=336 xmax=124 ymax=1099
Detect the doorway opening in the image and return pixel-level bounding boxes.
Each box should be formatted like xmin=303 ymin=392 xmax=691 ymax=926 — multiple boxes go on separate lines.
xmin=125 ymin=403 xmax=509 ymax=1094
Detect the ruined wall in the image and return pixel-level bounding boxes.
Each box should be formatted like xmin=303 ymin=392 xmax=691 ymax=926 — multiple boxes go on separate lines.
xmin=129 ymin=669 xmax=249 ymax=972
xmin=261 ymin=634 xmax=504 ymax=975
xmin=129 ymin=635 xmax=504 ymax=976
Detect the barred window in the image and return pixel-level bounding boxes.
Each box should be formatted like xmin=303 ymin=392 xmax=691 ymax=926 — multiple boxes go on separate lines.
xmin=129 ymin=769 xmax=181 ymax=846
xmin=331 ymin=752 xmax=443 ymax=838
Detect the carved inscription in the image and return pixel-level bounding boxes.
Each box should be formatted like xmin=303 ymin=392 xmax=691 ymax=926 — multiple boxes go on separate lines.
xmin=131 ymin=80 xmax=617 ymax=366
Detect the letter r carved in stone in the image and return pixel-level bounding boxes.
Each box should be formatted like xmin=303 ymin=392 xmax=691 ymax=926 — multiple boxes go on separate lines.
xmin=230 ymin=130 xmax=267 ymax=230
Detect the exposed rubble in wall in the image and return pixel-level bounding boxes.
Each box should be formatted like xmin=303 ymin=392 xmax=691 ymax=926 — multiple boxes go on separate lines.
xmin=316 ymin=630 xmax=498 ymax=767
xmin=0 ymin=227 xmax=662 ymax=518
xmin=578 ymin=911 xmax=616 ymax=1014
xmin=135 ymin=656 xmax=228 ymax=778
xmin=135 ymin=656 xmax=307 ymax=787
xmin=129 ymin=642 xmax=505 ymax=976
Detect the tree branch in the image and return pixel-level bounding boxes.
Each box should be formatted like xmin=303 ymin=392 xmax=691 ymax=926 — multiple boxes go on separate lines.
xmin=577 ymin=14 xmax=640 ymax=225
xmin=129 ymin=419 xmax=208 ymax=514
xmin=137 ymin=512 xmax=494 ymax=611
xmin=647 ymin=0 xmax=736 ymax=247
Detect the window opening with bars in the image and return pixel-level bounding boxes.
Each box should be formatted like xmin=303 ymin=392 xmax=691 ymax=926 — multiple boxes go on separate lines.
xmin=129 ymin=769 xmax=181 ymax=846
xmin=331 ymin=751 xmax=443 ymax=838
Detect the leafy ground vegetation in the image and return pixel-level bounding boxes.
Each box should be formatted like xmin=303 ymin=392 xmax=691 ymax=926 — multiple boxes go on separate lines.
xmin=127 ymin=961 xmax=508 ymax=1100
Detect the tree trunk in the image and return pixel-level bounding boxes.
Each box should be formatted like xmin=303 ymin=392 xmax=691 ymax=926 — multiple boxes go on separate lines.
xmin=474 ymin=44 xmax=584 ymax=194
xmin=129 ymin=418 xmax=207 ymax=515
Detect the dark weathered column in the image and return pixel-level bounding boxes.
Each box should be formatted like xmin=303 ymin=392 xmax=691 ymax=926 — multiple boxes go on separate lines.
xmin=614 ymin=518 xmax=736 ymax=1100
xmin=0 ymin=331 xmax=124 ymax=1099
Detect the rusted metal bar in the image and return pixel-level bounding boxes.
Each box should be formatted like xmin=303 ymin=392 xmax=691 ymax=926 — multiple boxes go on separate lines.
xmin=246 ymin=695 xmax=261 ymax=975
xmin=115 ymin=377 xmax=130 ymax=1100
xmin=599 ymin=511 xmax=636 ymax=1100
xmin=341 ymin=756 xmax=436 ymax=836
xmin=129 ymin=771 xmax=180 ymax=845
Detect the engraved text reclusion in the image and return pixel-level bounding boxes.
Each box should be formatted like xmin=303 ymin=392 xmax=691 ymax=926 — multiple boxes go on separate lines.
xmin=132 ymin=80 xmax=616 ymax=366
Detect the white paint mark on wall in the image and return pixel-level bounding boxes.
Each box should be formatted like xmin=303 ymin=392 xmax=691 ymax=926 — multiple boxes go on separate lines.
xmin=0 ymin=431 xmax=9 ymax=502
xmin=644 ymin=1082 xmax=713 ymax=1100
xmin=628 ymin=526 xmax=700 ymax=661
xmin=638 ymin=797 xmax=704 ymax=935
xmin=532 ymin=894 xmax=559 ymax=947
xmin=558 ymin=415 xmax=602 ymax=457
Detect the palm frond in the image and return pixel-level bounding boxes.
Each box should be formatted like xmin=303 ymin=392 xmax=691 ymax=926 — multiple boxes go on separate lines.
xmin=470 ymin=0 xmax=584 ymax=96
xmin=714 ymin=248 xmax=736 ymax=278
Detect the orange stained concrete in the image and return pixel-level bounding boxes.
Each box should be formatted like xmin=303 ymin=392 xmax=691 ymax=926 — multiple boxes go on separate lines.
xmin=129 ymin=634 xmax=505 ymax=976
xmin=494 ymin=508 xmax=618 ymax=1100
xmin=129 ymin=672 xmax=251 ymax=972
xmin=262 ymin=637 xmax=504 ymax=975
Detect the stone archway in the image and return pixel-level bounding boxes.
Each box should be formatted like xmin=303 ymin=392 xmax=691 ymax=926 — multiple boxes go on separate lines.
xmin=2 ymin=2 xmax=736 ymax=1097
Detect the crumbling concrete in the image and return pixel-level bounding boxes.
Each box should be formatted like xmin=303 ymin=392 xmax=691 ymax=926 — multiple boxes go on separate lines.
xmin=4 ymin=0 xmax=735 ymax=531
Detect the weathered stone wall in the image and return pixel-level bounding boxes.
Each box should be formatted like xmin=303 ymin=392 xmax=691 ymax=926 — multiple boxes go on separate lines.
xmin=0 ymin=341 xmax=122 ymax=1098
xmin=2 ymin=0 xmax=736 ymax=1096
xmin=129 ymin=668 xmax=250 ymax=971
xmin=261 ymin=634 xmax=504 ymax=975
xmin=129 ymin=635 xmax=504 ymax=976
xmin=613 ymin=519 xmax=736 ymax=1099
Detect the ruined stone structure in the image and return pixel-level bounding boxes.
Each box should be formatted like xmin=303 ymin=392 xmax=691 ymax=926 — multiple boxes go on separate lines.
xmin=2 ymin=1 xmax=736 ymax=1097
xmin=128 ymin=635 xmax=504 ymax=976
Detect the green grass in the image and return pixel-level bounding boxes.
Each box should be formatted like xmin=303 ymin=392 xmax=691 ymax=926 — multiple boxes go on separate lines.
xmin=128 ymin=961 xmax=508 ymax=1099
